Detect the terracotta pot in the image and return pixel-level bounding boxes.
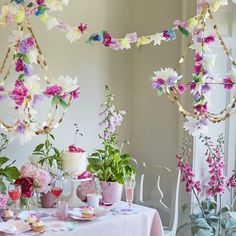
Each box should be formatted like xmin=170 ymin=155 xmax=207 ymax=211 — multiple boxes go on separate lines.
xmin=40 ymin=192 xmax=55 ymax=208
xmin=100 ymin=181 xmax=123 ymax=203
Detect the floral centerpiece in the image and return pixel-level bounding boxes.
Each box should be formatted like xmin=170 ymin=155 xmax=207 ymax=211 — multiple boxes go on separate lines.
xmin=15 ymin=163 xmax=51 ymax=209
xmin=87 ymin=85 xmax=136 ymax=203
xmin=178 ymin=135 xmax=236 ymax=236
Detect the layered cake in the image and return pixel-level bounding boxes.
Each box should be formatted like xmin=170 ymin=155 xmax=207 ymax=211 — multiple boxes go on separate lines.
xmin=61 ymin=145 xmax=87 ymax=176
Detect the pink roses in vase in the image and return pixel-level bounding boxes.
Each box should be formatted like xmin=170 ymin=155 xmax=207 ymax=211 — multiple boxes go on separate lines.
xmin=15 ymin=163 xmax=51 ymax=208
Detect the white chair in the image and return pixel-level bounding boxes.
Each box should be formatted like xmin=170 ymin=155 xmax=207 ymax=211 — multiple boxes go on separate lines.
xmin=136 ymin=162 xmax=180 ymax=236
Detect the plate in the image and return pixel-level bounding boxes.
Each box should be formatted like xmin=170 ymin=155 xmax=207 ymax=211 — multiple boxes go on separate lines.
xmin=0 ymin=220 xmax=31 ymax=235
xmin=18 ymin=210 xmax=51 ymax=220
xmin=70 ymin=215 xmax=96 ymax=221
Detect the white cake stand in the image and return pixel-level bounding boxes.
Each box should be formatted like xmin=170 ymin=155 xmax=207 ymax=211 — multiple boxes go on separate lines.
xmin=68 ymin=176 xmax=92 ymax=208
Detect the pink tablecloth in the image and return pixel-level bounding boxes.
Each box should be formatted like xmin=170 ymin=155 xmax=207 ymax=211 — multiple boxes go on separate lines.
xmin=0 ymin=202 xmax=164 ymax=236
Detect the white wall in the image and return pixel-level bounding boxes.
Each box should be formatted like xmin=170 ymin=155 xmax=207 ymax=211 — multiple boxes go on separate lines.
xmin=0 ymin=0 xmax=132 ymax=167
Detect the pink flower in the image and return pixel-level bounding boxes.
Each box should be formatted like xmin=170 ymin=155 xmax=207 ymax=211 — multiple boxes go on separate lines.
xmin=126 ymin=33 xmax=138 ymax=43
xmin=15 ymin=59 xmax=25 ymax=72
xmin=194 ymin=102 xmax=208 ymax=114
xmin=70 ymin=87 xmax=80 ymax=99
xmin=193 ymin=64 xmax=202 ymax=74
xmin=110 ymin=39 xmax=122 ymax=51
xmin=21 ymin=163 xmax=38 ymax=178
xmin=10 ymin=81 xmax=29 ymax=106
xmin=227 ymin=171 xmax=236 ymax=188
xmin=194 ymin=53 xmax=203 ymax=62
xmin=78 ymin=23 xmax=87 ymax=33
xmin=177 ymin=155 xmax=201 ymax=193
xmin=0 ymin=194 xmax=7 ymax=208
xmin=103 ymin=32 xmax=113 ymax=47
xmin=35 ymin=169 xmax=51 ymax=193
xmin=178 ymin=84 xmax=187 ymax=94
xmin=207 ymin=156 xmax=226 ymax=197
xmin=68 ymin=144 xmax=85 ymax=153
xmin=44 ymin=85 xmax=62 ymax=97
xmin=204 ymin=35 xmax=215 ymax=44
xmin=223 ymin=76 xmax=234 ymax=90
xmin=174 ymin=20 xmax=188 ymax=28
xmin=78 ymin=171 xmax=94 ymax=179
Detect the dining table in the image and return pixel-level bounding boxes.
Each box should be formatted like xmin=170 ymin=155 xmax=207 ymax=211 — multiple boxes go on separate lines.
xmin=0 ymin=202 xmax=164 ymax=236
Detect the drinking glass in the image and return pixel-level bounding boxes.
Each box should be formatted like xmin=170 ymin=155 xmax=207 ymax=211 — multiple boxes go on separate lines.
xmin=124 ymin=176 xmax=135 ymax=207
xmin=57 ymin=200 xmax=68 ymax=221
xmin=8 ymin=184 xmax=21 ymax=213
xmin=51 ymin=179 xmax=63 ymax=206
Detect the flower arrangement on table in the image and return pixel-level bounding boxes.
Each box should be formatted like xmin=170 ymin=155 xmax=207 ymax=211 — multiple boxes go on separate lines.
xmin=87 ymin=85 xmax=136 ymax=203
xmin=178 ymin=134 xmax=236 ymax=236
xmin=15 ymin=162 xmax=51 ymax=209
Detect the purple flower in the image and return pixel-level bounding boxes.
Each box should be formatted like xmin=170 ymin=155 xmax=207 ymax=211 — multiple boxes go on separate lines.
xmin=19 ymin=37 xmax=35 ymax=55
xmin=223 ymin=76 xmax=234 ymax=90
xmin=162 ymin=29 xmax=176 ymax=41
xmin=32 ymin=94 xmax=43 ymax=107
xmin=166 ymin=76 xmax=178 ymax=87
xmin=44 ymin=85 xmax=62 ymax=97
xmin=201 ymin=83 xmax=211 ymax=93
xmin=15 ymin=59 xmax=25 ymax=72
xmin=70 ymin=87 xmax=80 ymax=99
xmin=152 ymin=79 xmax=165 ymax=89
xmin=0 ymin=86 xmax=6 ymax=101
xmin=24 ymin=65 xmax=33 ymax=77
xmin=193 ymin=91 xmax=201 ymax=101
xmin=199 ymin=118 xmax=208 ymax=126
xmin=16 ymin=123 xmax=26 ymax=134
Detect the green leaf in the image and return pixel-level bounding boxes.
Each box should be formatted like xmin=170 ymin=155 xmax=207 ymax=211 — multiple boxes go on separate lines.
xmin=34 ymin=143 xmax=44 ymax=152
xmin=178 ymin=26 xmax=190 ymax=37
xmin=59 ymin=98 xmax=68 ymax=109
xmin=14 ymin=53 xmax=22 ymax=59
xmin=3 ymin=166 xmax=20 ymax=180
xmin=18 ymin=74 xmax=24 ymax=81
xmin=0 ymin=156 xmax=9 ymax=167
xmin=22 ymin=55 xmax=30 ymax=64
xmin=0 ymin=179 xmax=6 ymax=193
xmin=52 ymin=96 xmax=60 ymax=106
xmin=157 ymin=87 xmax=163 ymax=96
xmin=27 ymin=2 xmax=33 ymax=7
xmin=49 ymin=134 xmax=55 ymax=140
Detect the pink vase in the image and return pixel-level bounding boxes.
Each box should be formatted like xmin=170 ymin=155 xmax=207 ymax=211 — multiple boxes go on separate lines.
xmin=100 ymin=181 xmax=123 ymax=203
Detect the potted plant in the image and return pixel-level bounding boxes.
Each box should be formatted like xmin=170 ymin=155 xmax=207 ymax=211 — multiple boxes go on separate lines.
xmin=31 ymin=133 xmax=63 ymax=208
xmin=87 ymin=85 xmax=136 ymax=203
xmin=0 ymin=133 xmax=20 ymax=193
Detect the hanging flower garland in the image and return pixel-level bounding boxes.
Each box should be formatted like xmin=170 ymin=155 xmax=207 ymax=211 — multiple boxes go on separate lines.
xmin=0 ymin=21 xmax=80 ymax=144
xmin=0 ymin=0 xmax=180 ymax=50
xmin=151 ymin=0 xmax=236 ymax=136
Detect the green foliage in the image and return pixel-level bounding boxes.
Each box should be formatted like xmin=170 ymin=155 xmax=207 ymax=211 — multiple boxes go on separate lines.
xmin=88 ymin=134 xmax=136 ymax=185
xmin=32 ymin=133 xmax=62 ymax=170
xmin=178 ymin=25 xmax=190 ymax=37
xmin=0 ymin=133 xmax=20 ymax=193
xmin=190 ymin=199 xmax=236 ymax=236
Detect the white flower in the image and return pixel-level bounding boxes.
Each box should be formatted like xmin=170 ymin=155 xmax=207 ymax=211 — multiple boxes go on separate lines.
xmin=66 ymin=28 xmax=82 ymax=43
xmin=28 ymin=49 xmax=39 ymax=64
xmin=206 ymin=0 xmax=228 ymax=11
xmin=45 ymin=15 xmax=58 ymax=30
xmin=45 ymin=0 xmax=63 ymax=11
xmin=24 ymin=75 xmax=42 ymax=95
xmin=50 ymin=75 xmax=78 ymax=93
xmin=150 ymin=33 xmax=163 ymax=46
xmin=153 ymin=68 xmax=182 ymax=81
xmin=8 ymin=30 xmax=23 ymax=47
xmin=183 ymin=116 xmax=209 ymax=136
xmin=61 ymin=0 xmax=70 ymax=5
